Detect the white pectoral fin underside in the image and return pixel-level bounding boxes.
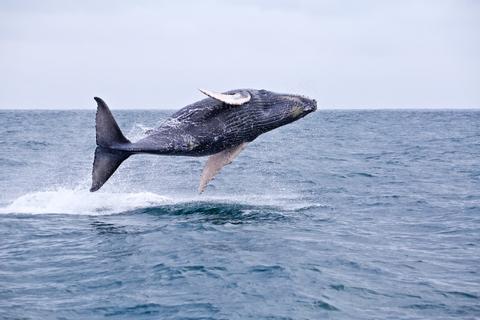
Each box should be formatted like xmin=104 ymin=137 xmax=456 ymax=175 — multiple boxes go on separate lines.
xmin=198 ymin=142 xmax=248 ymax=193
xmin=198 ymin=89 xmax=251 ymax=105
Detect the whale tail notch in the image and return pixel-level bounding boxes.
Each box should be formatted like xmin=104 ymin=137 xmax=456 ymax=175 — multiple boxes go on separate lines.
xmin=90 ymin=97 xmax=132 ymax=192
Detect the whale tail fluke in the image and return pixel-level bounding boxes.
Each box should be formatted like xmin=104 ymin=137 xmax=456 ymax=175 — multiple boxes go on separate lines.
xmin=90 ymin=146 xmax=130 ymax=192
xmin=90 ymin=97 xmax=132 ymax=192
xmin=94 ymin=97 xmax=130 ymax=147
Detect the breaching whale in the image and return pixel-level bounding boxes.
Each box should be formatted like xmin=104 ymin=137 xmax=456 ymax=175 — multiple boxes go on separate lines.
xmin=90 ymin=88 xmax=317 ymax=193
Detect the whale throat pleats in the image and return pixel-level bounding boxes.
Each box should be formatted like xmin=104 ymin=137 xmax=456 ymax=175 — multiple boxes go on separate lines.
xmin=198 ymin=142 xmax=248 ymax=193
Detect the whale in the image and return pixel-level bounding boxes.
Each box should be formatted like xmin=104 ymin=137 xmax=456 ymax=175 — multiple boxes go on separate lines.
xmin=90 ymin=88 xmax=317 ymax=193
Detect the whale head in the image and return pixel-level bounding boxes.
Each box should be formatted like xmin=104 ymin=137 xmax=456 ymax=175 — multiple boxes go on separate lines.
xmin=251 ymin=89 xmax=317 ymax=132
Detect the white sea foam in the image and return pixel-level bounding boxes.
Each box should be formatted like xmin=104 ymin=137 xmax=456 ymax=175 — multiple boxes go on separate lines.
xmin=0 ymin=186 xmax=315 ymax=216
xmin=0 ymin=188 xmax=171 ymax=215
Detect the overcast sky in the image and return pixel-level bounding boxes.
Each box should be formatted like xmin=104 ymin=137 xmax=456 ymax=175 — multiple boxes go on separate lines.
xmin=0 ymin=0 xmax=478 ymax=109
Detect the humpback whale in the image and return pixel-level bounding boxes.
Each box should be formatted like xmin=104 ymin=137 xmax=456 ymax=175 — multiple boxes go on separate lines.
xmin=90 ymin=88 xmax=317 ymax=192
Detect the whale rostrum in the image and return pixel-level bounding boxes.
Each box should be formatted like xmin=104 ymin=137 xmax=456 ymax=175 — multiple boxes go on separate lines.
xmin=90 ymin=88 xmax=317 ymax=193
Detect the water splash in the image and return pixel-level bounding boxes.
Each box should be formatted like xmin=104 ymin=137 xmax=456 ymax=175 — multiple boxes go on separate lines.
xmin=0 ymin=188 xmax=171 ymax=215
xmin=0 ymin=187 xmax=314 ymax=216
xmin=126 ymin=123 xmax=155 ymax=141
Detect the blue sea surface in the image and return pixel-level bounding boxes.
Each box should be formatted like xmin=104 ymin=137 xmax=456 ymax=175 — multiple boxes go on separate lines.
xmin=0 ymin=109 xmax=479 ymax=319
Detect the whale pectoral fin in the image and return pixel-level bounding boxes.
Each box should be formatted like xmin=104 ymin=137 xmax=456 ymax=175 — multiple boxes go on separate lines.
xmin=198 ymin=142 xmax=248 ymax=193
xmin=198 ymin=89 xmax=251 ymax=105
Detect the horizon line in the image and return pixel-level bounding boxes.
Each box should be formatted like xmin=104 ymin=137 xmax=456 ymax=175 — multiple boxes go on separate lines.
xmin=1 ymin=106 xmax=479 ymax=111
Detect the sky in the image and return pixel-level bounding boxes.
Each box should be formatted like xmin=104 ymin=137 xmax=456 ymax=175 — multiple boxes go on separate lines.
xmin=0 ymin=0 xmax=479 ymax=109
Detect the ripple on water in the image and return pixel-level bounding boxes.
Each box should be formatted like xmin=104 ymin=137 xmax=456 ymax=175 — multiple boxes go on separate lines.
xmin=1 ymin=110 xmax=479 ymax=319
xmin=92 ymin=302 xmax=219 ymax=318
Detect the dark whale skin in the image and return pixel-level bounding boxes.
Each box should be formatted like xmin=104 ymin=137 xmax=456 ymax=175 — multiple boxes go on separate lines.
xmin=90 ymin=88 xmax=316 ymax=192
xmin=122 ymin=89 xmax=317 ymax=156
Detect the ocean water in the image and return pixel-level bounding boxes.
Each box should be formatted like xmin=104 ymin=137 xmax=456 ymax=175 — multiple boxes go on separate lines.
xmin=0 ymin=109 xmax=479 ymax=319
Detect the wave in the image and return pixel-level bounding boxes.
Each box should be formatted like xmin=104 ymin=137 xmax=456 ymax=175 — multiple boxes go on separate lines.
xmin=0 ymin=188 xmax=171 ymax=215
xmin=0 ymin=187 xmax=315 ymax=216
